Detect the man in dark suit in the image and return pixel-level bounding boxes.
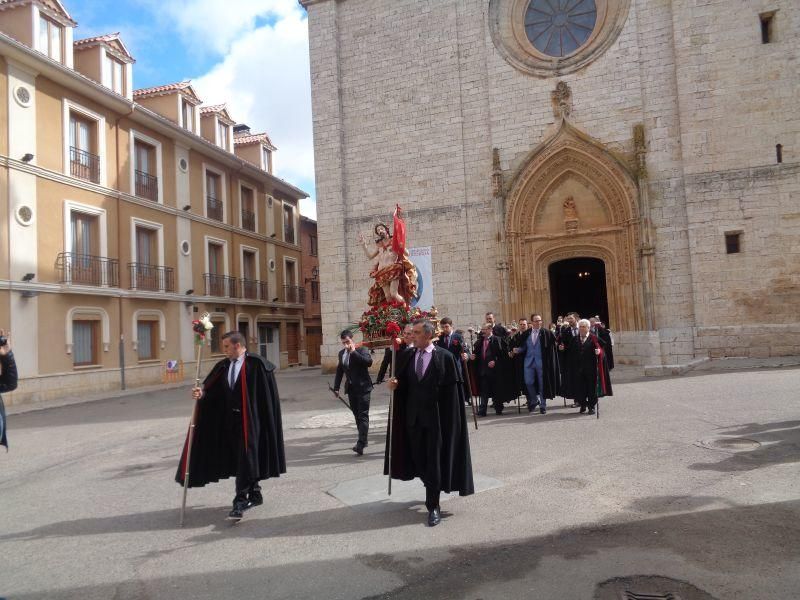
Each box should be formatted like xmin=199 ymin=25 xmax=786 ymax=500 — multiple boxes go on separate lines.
xmin=386 ymin=319 xmax=474 ymax=527
xmin=558 ymin=312 xmax=580 ymax=406
xmin=333 ymin=330 xmax=373 ymax=455
xmin=434 ymin=317 xmax=470 ymax=404
xmin=471 ymin=322 xmax=515 ymax=416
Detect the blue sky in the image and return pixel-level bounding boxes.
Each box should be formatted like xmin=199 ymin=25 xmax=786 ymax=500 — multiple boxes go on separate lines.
xmin=67 ymin=0 xmax=316 ymax=217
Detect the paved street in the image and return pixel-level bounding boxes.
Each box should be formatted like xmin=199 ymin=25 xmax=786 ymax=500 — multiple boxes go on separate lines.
xmin=1 ymin=366 xmax=799 ymax=599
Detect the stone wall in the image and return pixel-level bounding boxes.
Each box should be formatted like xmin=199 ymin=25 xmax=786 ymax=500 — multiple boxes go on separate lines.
xmin=304 ymin=0 xmax=799 ymax=371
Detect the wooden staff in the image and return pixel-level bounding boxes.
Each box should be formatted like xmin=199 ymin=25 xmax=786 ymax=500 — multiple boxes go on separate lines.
xmin=179 ymin=330 xmax=206 ymax=527
xmin=387 ymin=341 xmax=396 ymax=495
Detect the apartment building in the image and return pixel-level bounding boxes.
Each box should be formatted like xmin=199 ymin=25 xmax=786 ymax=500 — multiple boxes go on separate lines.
xmin=300 ymin=216 xmax=320 ymax=366
xmin=0 ymin=0 xmax=309 ymax=405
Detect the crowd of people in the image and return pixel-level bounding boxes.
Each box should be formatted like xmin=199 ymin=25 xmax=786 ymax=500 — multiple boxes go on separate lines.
xmin=376 ymin=311 xmax=614 ymax=418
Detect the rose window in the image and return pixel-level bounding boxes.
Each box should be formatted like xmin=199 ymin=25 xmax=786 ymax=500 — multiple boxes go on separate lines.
xmin=524 ymin=0 xmax=598 ymax=57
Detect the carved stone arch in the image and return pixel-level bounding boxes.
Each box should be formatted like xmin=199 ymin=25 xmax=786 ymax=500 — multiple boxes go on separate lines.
xmin=505 ymin=121 xmax=644 ymax=331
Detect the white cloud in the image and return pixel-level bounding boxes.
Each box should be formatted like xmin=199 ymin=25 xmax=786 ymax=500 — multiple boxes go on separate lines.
xmin=188 ymin=1 xmax=316 ymax=217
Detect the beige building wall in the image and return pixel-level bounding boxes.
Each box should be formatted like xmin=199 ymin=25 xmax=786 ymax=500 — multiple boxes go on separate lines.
xmin=136 ymin=94 xmax=181 ymax=125
xmin=0 ymin=5 xmax=34 ymax=48
xmin=0 ymin=28 xmax=308 ymax=404
xmin=73 ymin=46 xmax=102 ymax=83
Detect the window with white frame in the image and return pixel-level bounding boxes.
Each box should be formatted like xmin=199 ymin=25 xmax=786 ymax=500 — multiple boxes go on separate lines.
xmin=283 ymin=203 xmax=295 ymax=244
xmin=129 ymin=130 xmax=163 ymax=204
xmin=38 ymin=15 xmax=63 ymax=62
xmin=105 ymin=54 xmax=125 ymax=95
xmin=262 ymin=146 xmax=272 ymax=173
xmin=72 ymin=319 xmax=98 ymax=366
xmin=240 ymin=185 xmax=256 ymax=232
xmin=218 ymin=121 xmax=229 ymax=150
xmin=136 ymin=319 xmax=158 ymax=360
xmin=181 ymin=99 xmax=195 ymax=132
xmin=64 ymin=100 xmax=106 ymax=186
xmin=131 ymin=218 xmax=167 ymax=291
xmin=203 ymin=165 xmax=227 ymax=222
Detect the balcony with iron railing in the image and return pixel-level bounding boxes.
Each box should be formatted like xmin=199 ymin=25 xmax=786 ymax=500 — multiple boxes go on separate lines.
xmin=240 ymin=278 xmax=268 ymax=301
xmin=135 ymin=169 xmax=158 ymax=201
xmin=284 ymin=285 xmax=306 ymax=304
xmin=70 ymin=146 xmax=100 ymax=183
xmin=207 ymin=196 xmax=224 ymax=222
xmin=241 ymin=209 xmax=256 ymax=232
xmin=204 ymin=273 xmax=237 ymax=297
xmin=128 ymin=263 xmax=175 ymax=292
xmin=56 ymin=252 xmax=119 ymax=287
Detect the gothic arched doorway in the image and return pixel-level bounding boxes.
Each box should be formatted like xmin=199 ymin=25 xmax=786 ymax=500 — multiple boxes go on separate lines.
xmin=548 ymin=257 xmax=609 ymax=327
xmin=504 ymin=120 xmax=645 ymax=332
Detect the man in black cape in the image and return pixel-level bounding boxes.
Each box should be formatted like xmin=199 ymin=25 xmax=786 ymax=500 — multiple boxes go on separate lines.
xmin=434 ymin=317 xmax=471 ymax=405
xmin=386 ymin=319 xmax=474 ymax=527
xmin=176 ymin=331 xmax=285 ymax=521
xmin=471 ymin=322 xmax=517 ymax=415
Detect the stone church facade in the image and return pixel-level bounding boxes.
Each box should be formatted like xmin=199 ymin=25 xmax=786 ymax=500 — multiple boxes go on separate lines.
xmin=302 ymin=0 xmax=799 ymax=372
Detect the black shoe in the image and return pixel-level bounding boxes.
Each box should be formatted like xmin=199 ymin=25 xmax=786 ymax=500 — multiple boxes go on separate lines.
xmin=427 ymin=506 xmax=441 ymax=527
xmin=477 ymin=411 xmax=487 ymax=417
xmin=495 ymin=410 xmax=503 ymax=415
xmin=247 ymin=491 xmax=263 ymax=509
xmin=588 ymin=409 xmax=595 ymax=415
xmin=579 ymin=407 xmax=586 ymax=414
xmin=227 ymin=505 xmax=244 ymax=521
xmin=352 ymin=444 xmax=364 ymax=455
xmin=540 ymin=408 xmax=546 ymax=414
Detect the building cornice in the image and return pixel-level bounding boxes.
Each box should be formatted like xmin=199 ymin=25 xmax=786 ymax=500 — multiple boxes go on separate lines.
xmin=0 ymin=32 xmax=308 ymax=200
xmin=1 ymin=280 xmax=306 ymax=309
xmin=0 ymin=156 xmax=305 ymax=252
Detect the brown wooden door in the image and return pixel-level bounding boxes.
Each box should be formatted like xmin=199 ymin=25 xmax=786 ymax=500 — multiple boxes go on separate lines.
xmin=306 ymin=327 xmax=322 ymax=366
xmin=286 ymin=322 xmax=299 ymax=364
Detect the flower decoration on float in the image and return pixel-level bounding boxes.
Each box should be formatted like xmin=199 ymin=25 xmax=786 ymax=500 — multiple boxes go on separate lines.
xmin=358 ymin=299 xmax=431 ymax=342
xmin=192 ymin=312 xmax=214 ymax=344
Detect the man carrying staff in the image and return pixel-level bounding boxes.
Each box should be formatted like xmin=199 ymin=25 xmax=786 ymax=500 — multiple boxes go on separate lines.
xmin=175 ymin=331 xmax=285 ymax=522
xmin=386 ymin=319 xmax=474 ymax=527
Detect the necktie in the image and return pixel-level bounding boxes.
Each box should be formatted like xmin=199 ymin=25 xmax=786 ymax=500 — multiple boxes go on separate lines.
xmin=343 ymin=351 xmax=349 ymax=368
xmin=444 ymin=335 xmax=450 ymax=347
xmin=229 ymin=358 xmax=237 ymax=388
xmin=483 ymin=338 xmax=489 ymax=357
xmin=416 ymin=350 xmax=425 ymax=379
xmin=532 ymin=330 xmax=538 ymax=346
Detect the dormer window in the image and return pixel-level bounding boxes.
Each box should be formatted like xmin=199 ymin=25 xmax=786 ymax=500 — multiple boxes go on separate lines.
xmin=38 ymin=15 xmax=63 ymax=62
xmin=262 ymin=147 xmax=272 ymax=173
xmin=218 ymin=121 xmax=229 ymax=150
xmin=105 ymin=54 xmax=125 ymax=94
xmin=181 ymin=99 xmax=195 ymax=132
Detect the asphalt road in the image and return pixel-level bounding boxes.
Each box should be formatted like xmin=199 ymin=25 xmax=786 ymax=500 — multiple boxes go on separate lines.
xmin=1 ymin=366 xmax=799 ymax=599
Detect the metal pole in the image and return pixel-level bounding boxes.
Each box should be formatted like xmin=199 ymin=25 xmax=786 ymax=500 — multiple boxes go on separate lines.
xmin=387 ymin=343 xmax=396 ymax=496
xmin=179 ymin=342 xmax=203 ymax=526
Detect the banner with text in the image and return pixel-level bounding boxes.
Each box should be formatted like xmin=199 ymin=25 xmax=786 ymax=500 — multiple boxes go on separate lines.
xmin=409 ymin=246 xmax=433 ymax=311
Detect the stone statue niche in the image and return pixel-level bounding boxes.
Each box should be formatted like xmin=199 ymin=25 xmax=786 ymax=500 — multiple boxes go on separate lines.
xmin=563 ymin=196 xmax=579 ymax=234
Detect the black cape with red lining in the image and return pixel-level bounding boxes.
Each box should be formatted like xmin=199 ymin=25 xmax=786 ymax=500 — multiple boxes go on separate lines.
xmin=175 ymin=353 xmax=286 ymax=488
xmin=383 ymin=346 xmax=474 ymax=496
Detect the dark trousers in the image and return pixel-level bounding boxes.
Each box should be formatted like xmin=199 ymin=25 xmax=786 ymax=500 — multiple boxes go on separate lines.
xmin=406 ymin=423 xmax=441 ymax=511
xmin=349 ymin=391 xmax=370 ymax=447
xmin=575 ymin=371 xmax=598 ymax=410
xmin=478 ymin=375 xmax=500 ymax=415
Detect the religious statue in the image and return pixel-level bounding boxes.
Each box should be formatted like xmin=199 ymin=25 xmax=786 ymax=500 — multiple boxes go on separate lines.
xmin=358 ymin=205 xmax=418 ymax=307
xmin=563 ymin=196 xmax=579 ymax=234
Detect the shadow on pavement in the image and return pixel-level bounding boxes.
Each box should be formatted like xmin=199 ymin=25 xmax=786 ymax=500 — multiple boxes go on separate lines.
xmin=284 ymin=431 xmax=387 ymax=468
xmin=690 ymin=419 xmax=800 ymax=472
xmin=0 ymin=500 xmax=427 ymax=543
xmin=7 ymin=498 xmax=800 ymax=599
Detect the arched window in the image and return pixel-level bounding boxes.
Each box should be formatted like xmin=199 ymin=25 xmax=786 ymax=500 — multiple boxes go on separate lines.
xmin=525 ymin=0 xmax=597 ymax=57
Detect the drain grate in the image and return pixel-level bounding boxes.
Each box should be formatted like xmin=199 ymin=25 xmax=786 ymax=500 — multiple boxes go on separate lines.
xmin=595 ymin=575 xmax=718 ymax=600
xmin=623 ymin=592 xmax=679 ymax=600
